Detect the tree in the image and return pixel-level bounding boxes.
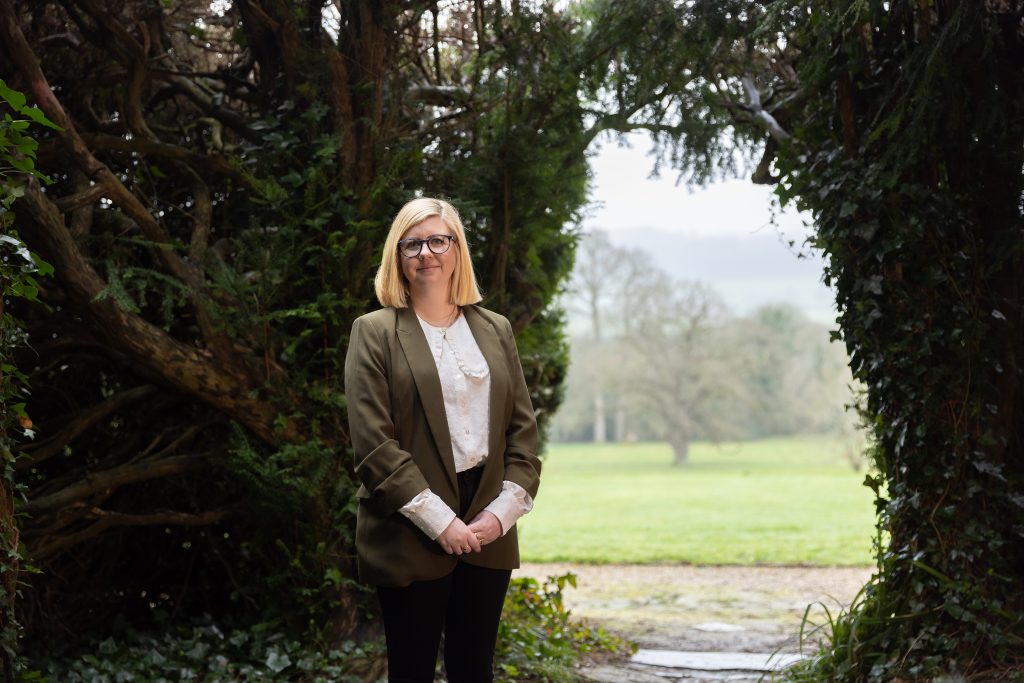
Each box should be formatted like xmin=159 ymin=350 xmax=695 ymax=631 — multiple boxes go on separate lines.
xmin=599 ymin=0 xmax=1024 ymax=677
xmin=625 ymin=275 xmax=743 ymax=465
xmin=560 ymin=237 xmax=750 ymax=464
xmin=566 ymin=229 xmax=626 ymax=442
xmin=0 ymin=0 xmax=595 ymax=644
xmin=769 ymin=3 xmax=1024 ymax=677
xmin=733 ymin=304 xmax=856 ymax=440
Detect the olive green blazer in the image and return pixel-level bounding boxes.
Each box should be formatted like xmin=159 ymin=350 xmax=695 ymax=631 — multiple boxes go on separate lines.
xmin=344 ymin=304 xmax=541 ymax=587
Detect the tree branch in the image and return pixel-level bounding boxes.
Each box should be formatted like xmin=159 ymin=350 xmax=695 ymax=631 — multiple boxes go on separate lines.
xmin=739 ymin=75 xmax=791 ymax=142
xmin=17 ymin=385 xmax=158 ymax=471
xmin=0 ymin=0 xmax=209 ymax=297
xmin=13 ymin=178 xmax=289 ymax=444
xmin=20 ymin=453 xmax=216 ymax=515
xmin=28 ymin=506 xmax=234 ymax=564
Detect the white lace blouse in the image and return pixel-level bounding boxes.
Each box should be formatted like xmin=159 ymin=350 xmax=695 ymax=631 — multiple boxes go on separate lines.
xmin=398 ymin=311 xmax=534 ymax=539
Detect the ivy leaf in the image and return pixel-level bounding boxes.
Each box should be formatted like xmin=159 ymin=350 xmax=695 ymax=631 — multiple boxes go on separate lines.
xmin=971 ymin=460 xmax=1005 ymax=481
xmin=265 ymin=650 xmax=292 ymax=673
xmin=22 ymin=105 xmax=62 ymax=131
xmin=0 ymin=79 xmax=26 ymax=110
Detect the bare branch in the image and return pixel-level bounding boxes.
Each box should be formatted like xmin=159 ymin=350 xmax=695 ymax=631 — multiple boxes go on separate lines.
xmin=53 ymin=181 xmax=107 ymax=214
xmin=740 ymin=75 xmax=791 ymax=142
xmin=29 ymin=506 xmax=234 ymax=564
xmin=20 ymin=453 xmax=216 ymax=515
xmin=17 ymin=385 xmax=159 ymax=471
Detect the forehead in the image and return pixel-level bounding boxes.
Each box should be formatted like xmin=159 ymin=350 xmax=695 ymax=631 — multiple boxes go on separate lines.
xmin=402 ymin=215 xmax=451 ymax=238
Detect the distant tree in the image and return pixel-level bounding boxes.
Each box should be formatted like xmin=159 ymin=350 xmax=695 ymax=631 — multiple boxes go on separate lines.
xmin=733 ymin=304 xmax=855 ymax=438
xmin=566 ymin=230 xmax=624 ymax=441
xmin=625 ymin=275 xmax=743 ymax=465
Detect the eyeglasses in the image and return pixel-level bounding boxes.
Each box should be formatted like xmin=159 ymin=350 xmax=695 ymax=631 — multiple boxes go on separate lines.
xmin=397 ymin=234 xmax=456 ymax=259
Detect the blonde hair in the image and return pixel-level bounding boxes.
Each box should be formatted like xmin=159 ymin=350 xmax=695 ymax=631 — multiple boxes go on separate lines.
xmin=374 ymin=197 xmax=483 ymax=308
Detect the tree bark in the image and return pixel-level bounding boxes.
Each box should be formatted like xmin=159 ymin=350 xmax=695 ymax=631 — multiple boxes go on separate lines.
xmin=15 ymin=178 xmax=292 ymax=444
xmin=0 ymin=295 xmax=18 ymax=683
xmin=593 ymin=392 xmax=606 ymax=443
xmin=671 ymin=433 xmax=690 ymax=466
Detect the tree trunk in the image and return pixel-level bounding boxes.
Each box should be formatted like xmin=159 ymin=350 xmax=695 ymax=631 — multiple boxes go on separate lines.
xmin=0 ymin=298 xmax=17 ymax=683
xmin=670 ymin=433 xmax=690 ymax=466
xmin=0 ymin=478 xmax=14 ymax=683
xmin=593 ymin=392 xmax=606 ymax=443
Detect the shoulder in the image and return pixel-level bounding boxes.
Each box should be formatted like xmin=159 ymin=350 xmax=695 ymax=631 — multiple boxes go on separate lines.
xmin=353 ymin=307 xmax=399 ymax=330
xmin=350 ymin=308 xmax=402 ymax=348
xmin=466 ymin=304 xmax=513 ymax=334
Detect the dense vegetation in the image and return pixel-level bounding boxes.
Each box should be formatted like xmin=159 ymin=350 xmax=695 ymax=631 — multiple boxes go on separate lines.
xmin=1 ymin=0 xmax=594 ymax=649
xmin=773 ymin=2 xmax=1024 ymax=679
xmin=1 ymin=0 xmax=1021 ymax=680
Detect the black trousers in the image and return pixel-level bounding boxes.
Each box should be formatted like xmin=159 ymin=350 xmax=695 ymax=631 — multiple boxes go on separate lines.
xmin=376 ymin=466 xmax=510 ymax=683
xmin=377 ymin=560 xmax=511 ymax=683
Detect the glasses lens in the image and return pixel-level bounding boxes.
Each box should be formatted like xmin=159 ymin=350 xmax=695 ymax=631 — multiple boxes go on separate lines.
xmin=427 ymin=235 xmax=451 ymax=254
xmin=399 ymin=240 xmax=421 ymax=258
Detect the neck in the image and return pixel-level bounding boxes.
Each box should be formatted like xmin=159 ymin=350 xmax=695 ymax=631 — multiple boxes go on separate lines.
xmin=409 ymin=287 xmax=456 ymax=322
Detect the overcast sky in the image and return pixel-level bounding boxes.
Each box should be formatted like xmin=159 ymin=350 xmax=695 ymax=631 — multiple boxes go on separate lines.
xmin=581 ymin=132 xmax=837 ymax=323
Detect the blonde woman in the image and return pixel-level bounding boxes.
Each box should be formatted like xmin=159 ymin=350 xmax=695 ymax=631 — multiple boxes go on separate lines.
xmin=344 ymin=197 xmax=541 ymax=683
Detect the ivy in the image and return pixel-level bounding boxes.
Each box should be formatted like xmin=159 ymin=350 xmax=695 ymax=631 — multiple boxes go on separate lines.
xmin=0 ymin=80 xmax=57 ymax=679
xmin=770 ymin=1 xmax=1024 ymax=679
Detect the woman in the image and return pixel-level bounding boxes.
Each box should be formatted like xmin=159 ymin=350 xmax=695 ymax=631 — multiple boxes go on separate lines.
xmin=344 ymin=197 xmax=541 ymax=683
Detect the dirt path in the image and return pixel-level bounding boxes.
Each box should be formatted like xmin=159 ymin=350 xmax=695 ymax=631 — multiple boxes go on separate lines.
xmin=514 ymin=563 xmax=873 ymax=654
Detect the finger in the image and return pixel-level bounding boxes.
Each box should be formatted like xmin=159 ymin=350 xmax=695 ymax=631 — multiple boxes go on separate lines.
xmin=468 ymin=534 xmax=482 ymax=553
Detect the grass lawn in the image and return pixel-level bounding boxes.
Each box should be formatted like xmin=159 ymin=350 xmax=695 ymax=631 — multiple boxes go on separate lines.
xmin=518 ymin=436 xmax=877 ymax=566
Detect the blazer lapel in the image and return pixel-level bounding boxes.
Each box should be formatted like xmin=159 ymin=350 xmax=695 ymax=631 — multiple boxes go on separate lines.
xmin=464 ymin=306 xmax=512 ymax=511
xmin=395 ymin=307 xmax=458 ymax=496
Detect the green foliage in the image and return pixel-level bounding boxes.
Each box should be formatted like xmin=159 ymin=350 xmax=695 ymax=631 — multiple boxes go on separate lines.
xmin=0 ymin=78 xmax=60 ymax=186
xmin=224 ymin=428 xmax=362 ymax=630
xmin=422 ymin=3 xmax=586 ymax=437
xmin=24 ymin=620 xmax=386 ymax=683
xmin=496 ymin=573 xmax=633 ymax=683
xmin=0 ymin=80 xmax=57 ymax=675
xmin=765 ymin=1 xmax=1024 ymax=678
xmin=26 ymin=575 xmax=628 ymax=683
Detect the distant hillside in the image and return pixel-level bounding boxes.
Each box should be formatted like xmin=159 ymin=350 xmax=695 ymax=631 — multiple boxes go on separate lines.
xmin=597 ymin=225 xmax=837 ymax=323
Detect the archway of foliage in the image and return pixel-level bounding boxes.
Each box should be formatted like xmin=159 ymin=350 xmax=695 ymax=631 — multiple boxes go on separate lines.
xmin=4 ymin=0 xmax=1021 ymax=679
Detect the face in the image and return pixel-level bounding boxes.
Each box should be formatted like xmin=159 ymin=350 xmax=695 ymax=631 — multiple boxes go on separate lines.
xmin=398 ymin=215 xmax=458 ymax=298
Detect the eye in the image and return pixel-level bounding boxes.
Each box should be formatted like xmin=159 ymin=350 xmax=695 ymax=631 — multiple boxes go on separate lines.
xmin=428 ymin=236 xmax=447 ymax=248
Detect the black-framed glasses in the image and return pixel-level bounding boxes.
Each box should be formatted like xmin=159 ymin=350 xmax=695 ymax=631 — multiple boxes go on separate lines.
xmin=397 ymin=234 xmax=456 ymax=259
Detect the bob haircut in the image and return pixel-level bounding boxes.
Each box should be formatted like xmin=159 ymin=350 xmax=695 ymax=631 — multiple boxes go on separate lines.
xmin=374 ymin=197 xmax=483 ymax=308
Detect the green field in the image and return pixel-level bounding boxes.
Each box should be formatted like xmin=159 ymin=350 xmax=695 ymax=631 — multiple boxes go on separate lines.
xmin=518 ymin=437 xmax=877 ymax=566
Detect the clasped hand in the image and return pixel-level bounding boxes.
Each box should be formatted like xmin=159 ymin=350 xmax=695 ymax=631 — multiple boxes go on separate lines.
xmin=437 ymin=511 xmax=502 ymax=555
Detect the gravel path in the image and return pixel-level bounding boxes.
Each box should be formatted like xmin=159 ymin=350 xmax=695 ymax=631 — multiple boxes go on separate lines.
xmin=514 ymin=563 xmax=873 ymax=654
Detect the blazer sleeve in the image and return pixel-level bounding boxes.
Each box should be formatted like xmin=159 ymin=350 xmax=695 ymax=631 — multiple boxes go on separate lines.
xmin=345 ymin=315 xmax=431 ymax=515
xmin=500 ymin=316 xmax=542 ymax=499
